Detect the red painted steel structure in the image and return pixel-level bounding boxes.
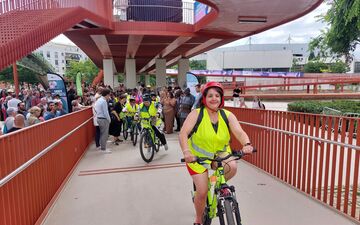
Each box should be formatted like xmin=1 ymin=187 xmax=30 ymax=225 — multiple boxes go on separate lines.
xmin=226 ymin=107 xmax=360 ymax=222
xmin=0 ymin=0 xmax=323 ymax=74
xmin=0 ymin=0 xmax=112 ymax=70
xmin=0 ymin=108 xmax=94 ymax=225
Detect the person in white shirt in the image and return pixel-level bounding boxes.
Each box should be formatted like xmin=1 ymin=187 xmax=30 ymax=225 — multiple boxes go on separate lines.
xmin=7 ymin=94 xmax=21 ymax=108
xmin=94 ymin=89 xmax=112 ymax=153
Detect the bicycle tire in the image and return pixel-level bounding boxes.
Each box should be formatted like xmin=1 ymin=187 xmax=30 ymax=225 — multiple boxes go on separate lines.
xmin=139 ymin=130 xmax=154 ymax=163
xmin=224 ymin=199 xmax=236 ymax=225
xmin=123 ymin=121 xmax=128 ymax=140
xmin=132 ymin=124 xmax=138 ymax=146
xmin=232 ymin=199 xmax=242 ymax=225
xmin=218 ymin=199 xmax=235 ymax=225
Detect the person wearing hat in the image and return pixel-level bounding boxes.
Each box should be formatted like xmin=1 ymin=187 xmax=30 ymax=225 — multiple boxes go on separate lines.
xmin=122 ymin=96 xmax=138 ymax=132
xmin=3 ymin=107 xmax=18 ymax=134
xmin=179 ymin=82 xmax=253 ymax=225
xmin=138 ymin=94 xmax=168 ymax=150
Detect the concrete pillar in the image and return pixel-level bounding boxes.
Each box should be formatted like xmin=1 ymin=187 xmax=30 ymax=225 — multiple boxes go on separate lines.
xmin=103 ymin=59 xmax=114 ymax=88
xmin=156 ymin=59 xmax=167 ymax=88
xmin=125 ymin=58 xmax=137 ymax=89
xmin=178 ymin=58 xmax=189 ymax=89
xmin=145 ymin=74 xmax=151 ymax=86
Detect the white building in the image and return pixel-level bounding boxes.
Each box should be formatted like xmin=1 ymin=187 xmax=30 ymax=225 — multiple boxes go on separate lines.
xmin=192 ymin=43 xmax=360 ymax=73
xmin=33 ymin=42 xmax=89 ymax=76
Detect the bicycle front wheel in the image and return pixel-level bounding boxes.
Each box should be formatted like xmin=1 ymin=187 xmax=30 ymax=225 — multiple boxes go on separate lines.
xmin=132 ymin=124 xmax=138 ymax=146
xmin=139 ymin=130 xmax=154 ymax=163
xmin=218 ymin=199 xmax=236 ymax=225
xmin=123 ymin=121 xmax=128 ymax=140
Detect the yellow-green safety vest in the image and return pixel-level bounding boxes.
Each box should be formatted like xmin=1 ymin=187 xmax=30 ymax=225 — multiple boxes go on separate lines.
xmin=125 ymin=102 xmax=138 ymax=116
xmin=187 ymin=108 xmax=231 ymax=174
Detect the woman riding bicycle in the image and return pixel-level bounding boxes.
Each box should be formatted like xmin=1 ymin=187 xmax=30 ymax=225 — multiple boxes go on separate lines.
xmin=179 ymin=82 xmax=254 ymax=225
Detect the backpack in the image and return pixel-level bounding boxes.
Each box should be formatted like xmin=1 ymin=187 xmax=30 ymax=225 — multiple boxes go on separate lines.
xmin=188 ymin=107 xmax=229 ymax=139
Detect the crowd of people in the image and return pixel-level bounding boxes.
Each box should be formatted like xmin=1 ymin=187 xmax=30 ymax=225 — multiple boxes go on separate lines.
xmin=0 ymin=82 xmax=89 ymax=135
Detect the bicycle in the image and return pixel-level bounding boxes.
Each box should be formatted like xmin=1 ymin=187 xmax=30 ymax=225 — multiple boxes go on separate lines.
xmin=130 ymin=114 xmax=141 ymax=146
xmin=139 ymin=117 xmax=162 ymax=163
xmin=181 ymin=149 xmax=256 ymax=225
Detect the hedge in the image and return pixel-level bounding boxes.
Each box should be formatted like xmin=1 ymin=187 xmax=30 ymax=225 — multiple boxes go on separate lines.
xmin=287 ymin=100 xmax=360 ymax=115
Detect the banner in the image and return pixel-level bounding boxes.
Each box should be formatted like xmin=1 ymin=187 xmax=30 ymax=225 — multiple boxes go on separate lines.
xmin=168 ymin=69 xmax=303 ymax=77
xmin=186 ymin=72 xmax=199 ymax=97
xmin=47 ymin=73 xmax=69 ymax=113
xmin=76 ymin=72 xmax=83 ymax=97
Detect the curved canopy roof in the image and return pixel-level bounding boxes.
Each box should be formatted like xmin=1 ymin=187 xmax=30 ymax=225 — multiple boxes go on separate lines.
xmin=65 ymin=0 xmax=323 ymax=73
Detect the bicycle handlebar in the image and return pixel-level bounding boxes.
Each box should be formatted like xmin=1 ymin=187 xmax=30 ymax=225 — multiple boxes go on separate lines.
xmin=180 ymin=148 xmax=257 ymax=163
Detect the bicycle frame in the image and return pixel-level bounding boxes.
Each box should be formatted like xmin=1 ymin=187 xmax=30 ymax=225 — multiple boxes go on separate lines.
xmin=207 ymin=160 xmax=228 ymax=219
xmin=140 ymin=118 xmax=156 ymax=144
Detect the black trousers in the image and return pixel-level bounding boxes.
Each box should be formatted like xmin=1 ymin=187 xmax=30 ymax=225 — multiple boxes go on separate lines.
xmin=152 ymin=125 xmax=167 ymax=145
xmin=175 ymin=115 xmax=181 ymax=131
xmin=95 ymin=126 xmax=100 ymax=147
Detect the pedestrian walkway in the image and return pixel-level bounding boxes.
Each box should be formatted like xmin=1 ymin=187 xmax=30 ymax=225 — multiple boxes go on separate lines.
xmin=41 ymin=133 xmax=357 ymax=225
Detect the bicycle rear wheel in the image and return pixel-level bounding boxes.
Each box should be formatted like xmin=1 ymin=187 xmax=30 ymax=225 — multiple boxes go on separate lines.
xmin=139 ymin=130 xmax=154 ymax=162
xmin=132 ymin=124 xmax=139 ymax=146
xmin=218 ymin=199 xmax=235 ymax=225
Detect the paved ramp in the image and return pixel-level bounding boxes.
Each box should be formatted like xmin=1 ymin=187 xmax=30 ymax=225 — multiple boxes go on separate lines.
xmin=41 ymin=133 xmax=357 ymax=225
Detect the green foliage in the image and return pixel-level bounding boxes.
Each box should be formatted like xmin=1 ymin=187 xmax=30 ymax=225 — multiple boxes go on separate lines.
xmin=190 ymin=60 xmax=206 ymax=83
xmin=309 ymin=0 xmax=360 ymax=62
xmin=288 ymin=100 xmax=360 ymax=114
xmin=190 ymin=60 xmax=206 ymax=70
xmin=0 ymin=53 xmax=53 ymax=84
xmin=65 ymin=60 xmax=99 ymax=84
xmin=304 ymin=61 xmax=328 ymax=73
xmin=117 ymin=73 xmax=125 ymax=83
xmin=308 ymin=51 xmax=316 ymax=61
xmin=304 ymin=60 xmax=349 ymax=73
xmin=329 ymin=60 xmax=350 ymax=73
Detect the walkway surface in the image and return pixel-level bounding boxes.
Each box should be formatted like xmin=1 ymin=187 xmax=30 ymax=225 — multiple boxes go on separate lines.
xmin=41 ymin=133 xmax=357 ymax=225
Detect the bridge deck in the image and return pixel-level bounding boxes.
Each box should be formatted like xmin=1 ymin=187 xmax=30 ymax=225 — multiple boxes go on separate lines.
xmin=41 ymin=133 xmax=357 ymax=225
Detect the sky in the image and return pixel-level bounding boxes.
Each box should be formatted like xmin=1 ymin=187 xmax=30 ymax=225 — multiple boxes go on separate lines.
xmin=222 ymin=2 xmax=330 ymax=47
xmin=51 ymin=2 xmax=360 ymax=58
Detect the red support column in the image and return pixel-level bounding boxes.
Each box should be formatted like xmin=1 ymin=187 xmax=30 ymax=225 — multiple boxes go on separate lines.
xmin=313 ymin=84 xmax=318 ymax=94
xmin=307 ymin=85 xmax=310 ymax=93
xmin=13 ymin=63 xmax=19 ymax=98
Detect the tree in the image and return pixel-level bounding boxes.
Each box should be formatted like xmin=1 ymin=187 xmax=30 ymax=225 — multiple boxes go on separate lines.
xmin=329 ymin=60 xmax=350 ymax=73
xmin=190 ymin=60 xmax=207 ymax=84
xmin=0 ymin=53 xmax=54 ymax=84
xmin=304 ymin=61 xmax=328 ymax=73
xmin=65 ymin=60 xmax=99 ymax=84
xmin=309 ymin=0 xmax=360 ymax=62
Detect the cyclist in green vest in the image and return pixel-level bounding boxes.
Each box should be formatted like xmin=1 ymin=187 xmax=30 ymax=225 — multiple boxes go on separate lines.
xmin=122 ymin=96 xmax=138 ymax=132
xmin=179 ymin=82 xmax=253 ymax=225
xmin=139 ymin=94 xmax=168 ymax=150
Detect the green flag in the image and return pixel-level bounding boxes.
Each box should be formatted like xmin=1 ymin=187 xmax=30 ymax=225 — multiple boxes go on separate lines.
xmin=76 ymin=73 xmax=83 ymax=96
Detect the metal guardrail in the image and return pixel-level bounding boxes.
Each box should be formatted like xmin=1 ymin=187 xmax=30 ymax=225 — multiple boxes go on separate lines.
xmin=113 ymin=1 xmax=196 ymax=24
xmin=238 ymin=120 xmax=360 ymax=151
xmin=0 ymin=116 xmax=93 ymax=187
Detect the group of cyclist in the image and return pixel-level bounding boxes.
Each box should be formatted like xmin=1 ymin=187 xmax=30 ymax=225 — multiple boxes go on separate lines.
xmin=96 ymin=82 xmax=254 ymax=225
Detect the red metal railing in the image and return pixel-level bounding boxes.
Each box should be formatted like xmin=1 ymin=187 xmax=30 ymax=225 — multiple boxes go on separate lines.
xmin=0 ymin=108 xmax=94 ymax=225
xmin=226 ymin=107 xmax=360 ymax=221
xmin=0 ymin=0 xmax=112 ymax=19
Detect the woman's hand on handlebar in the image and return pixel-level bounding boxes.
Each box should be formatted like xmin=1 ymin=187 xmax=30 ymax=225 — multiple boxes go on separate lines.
xmin=242 ymin=145 xmax=254 ymax=154
xmin=183 ymin=151 xmax=196 ymax=163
